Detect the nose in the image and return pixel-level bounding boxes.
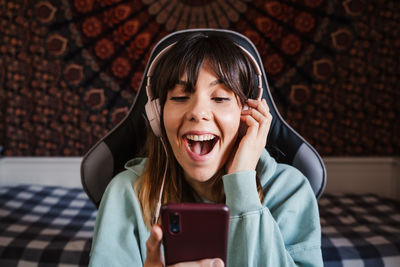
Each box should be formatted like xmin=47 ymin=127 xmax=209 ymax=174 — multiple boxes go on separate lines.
xmin=185 ymin=96 xmax=211 ymax=122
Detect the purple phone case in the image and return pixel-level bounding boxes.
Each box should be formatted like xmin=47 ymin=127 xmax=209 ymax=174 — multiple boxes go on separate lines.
xmin=161 ymin=203 xmax=229 ymax=265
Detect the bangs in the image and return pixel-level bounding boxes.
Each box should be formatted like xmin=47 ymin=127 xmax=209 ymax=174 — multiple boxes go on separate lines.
xmin=152 ymin=33 xmax=256 ymax=105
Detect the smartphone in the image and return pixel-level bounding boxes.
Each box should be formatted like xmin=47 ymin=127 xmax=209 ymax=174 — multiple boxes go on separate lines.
xmin=161 ymin=203 xmax=229 ymax=265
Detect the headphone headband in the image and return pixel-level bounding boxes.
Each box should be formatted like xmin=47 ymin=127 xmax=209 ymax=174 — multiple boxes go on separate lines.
xmin=237 ymin=45 xmax=263 ymax=100
xmin=146 ymin=42 xmax=177 ymax=101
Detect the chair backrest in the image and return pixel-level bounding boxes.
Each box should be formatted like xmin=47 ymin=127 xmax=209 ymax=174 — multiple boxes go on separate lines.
xmin=81 ymin=29 xmax=327 ymax=208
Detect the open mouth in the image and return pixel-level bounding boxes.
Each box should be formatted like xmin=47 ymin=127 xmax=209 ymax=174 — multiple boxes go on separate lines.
xmin=185 ymin=134 xmax=218 ymax=156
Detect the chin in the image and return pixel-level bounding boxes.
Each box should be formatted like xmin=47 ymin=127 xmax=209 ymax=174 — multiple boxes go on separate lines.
xmin=184 ymin=167 xmax=221 ymax=183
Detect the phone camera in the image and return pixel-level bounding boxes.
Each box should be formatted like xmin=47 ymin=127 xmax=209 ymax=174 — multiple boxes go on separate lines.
xmin=169 ymin=212 xmax=180 ymax=234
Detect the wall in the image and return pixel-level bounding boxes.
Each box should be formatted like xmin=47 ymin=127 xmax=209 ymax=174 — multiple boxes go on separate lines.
xmin=1 ymin=0 xmax=399 ymax=157
xmin=1 ymin=157 xmax=399 ymax=200
xmin=324 ymin=157 xmax=400 ymax=200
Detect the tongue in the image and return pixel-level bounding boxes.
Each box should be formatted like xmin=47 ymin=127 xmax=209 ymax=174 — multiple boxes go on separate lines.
xmin=191 ymin=141 xmax=212 ymax=155
xmin=193 ymin=142 xmax=202 ymax=155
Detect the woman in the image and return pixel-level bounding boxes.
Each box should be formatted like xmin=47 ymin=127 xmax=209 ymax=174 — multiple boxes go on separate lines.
xmin=89 ymin=32 xmax=323 ymax=267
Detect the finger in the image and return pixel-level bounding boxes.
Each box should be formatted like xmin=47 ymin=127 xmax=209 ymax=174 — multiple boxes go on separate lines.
xmin=245 ymin=98 xmax=269 ymax=117
xmin=145 ymin=224 xmax=163 ymax=264
xmin=241 ymin=110 xmax=272 ymax=143
xmin=243 ymin=99 xmax=271 ymax=122
xmin=241 ymin=106 xmax=270 ymax=130
xmin=241 ymin=107 xmax=269 ymax=128
xmin=170 ymin=258 xmax=224 ymax=267
xmin=240 ymin=113 xmax=259 ymax=135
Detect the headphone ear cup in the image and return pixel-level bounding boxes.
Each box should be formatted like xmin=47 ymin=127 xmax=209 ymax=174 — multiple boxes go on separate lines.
xmin=145 ymin=98 xmax=162 ymax=137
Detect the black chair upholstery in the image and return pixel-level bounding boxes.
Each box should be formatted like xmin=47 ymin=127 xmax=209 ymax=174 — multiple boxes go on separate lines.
xmin=81 ymin=29 xmax=327 ymax=208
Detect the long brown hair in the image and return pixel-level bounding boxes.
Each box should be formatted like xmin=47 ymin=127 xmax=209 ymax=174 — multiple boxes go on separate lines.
xmin=135 ymin=33 xmax=264 ymax=228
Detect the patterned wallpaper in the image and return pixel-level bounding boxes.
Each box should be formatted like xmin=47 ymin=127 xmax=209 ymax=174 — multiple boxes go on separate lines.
xmin=0 ymin=0 xmax=399 ymax=156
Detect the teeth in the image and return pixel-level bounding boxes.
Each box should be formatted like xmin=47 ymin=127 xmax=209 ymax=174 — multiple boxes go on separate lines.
xmin=186 ymin=134 xmax=215 ymax=142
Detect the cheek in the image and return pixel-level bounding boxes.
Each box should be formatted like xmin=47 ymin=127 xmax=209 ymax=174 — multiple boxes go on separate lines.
xmin=163 ymin=105 xmax=180 ymax=140
xmin=163 ymin=111 xmax=173 ymax=136
xmin=220 ymin=109 xmax=242 ymax=137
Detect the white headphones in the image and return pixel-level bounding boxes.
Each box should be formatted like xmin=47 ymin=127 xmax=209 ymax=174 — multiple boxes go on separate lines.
xmin=145 ymin=41 xmax=263 ymax=137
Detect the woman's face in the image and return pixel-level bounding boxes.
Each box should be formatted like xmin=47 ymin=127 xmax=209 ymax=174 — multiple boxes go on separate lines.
xmin=163 ymin=62 xmax=242 ymax=189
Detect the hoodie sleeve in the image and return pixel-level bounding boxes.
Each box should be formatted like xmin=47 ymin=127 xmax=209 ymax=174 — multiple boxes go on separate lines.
xmin=89 ymin=170 xmax=149 ymax=267
xmin=222 ymin=150 xmax=323 ymax=267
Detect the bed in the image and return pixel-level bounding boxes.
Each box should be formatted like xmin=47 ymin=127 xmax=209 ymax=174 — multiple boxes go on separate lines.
xmin=1 ymin=185 xmax=399 ymax=266
xmin=320 ymin=193 xmax=400 ymax=266
xmin=0 ymin=185 xmax=94 ymax=266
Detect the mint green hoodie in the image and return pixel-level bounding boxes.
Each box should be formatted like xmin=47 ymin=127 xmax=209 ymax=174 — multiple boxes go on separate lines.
xmin=89 ymin=149 xmax=323 ymax=266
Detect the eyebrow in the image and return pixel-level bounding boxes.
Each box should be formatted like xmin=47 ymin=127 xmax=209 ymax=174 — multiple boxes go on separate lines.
xmin=209 ymin=79 xmax=223 ymax=87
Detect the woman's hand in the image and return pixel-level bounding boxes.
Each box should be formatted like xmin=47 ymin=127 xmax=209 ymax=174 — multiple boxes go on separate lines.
xmin=144 ymin=225 xmax=224 ymax=267
xmin=144 ymin=224 xmax=164 ymax=267
xmin=226 ymin=98 xmax=272 ymax=174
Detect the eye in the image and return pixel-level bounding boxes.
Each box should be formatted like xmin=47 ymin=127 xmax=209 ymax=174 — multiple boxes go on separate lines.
xmin=212 ymin=97 xmax=230 ymax=103
xmin=170 ymin=96 xmax=189 ymax=102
